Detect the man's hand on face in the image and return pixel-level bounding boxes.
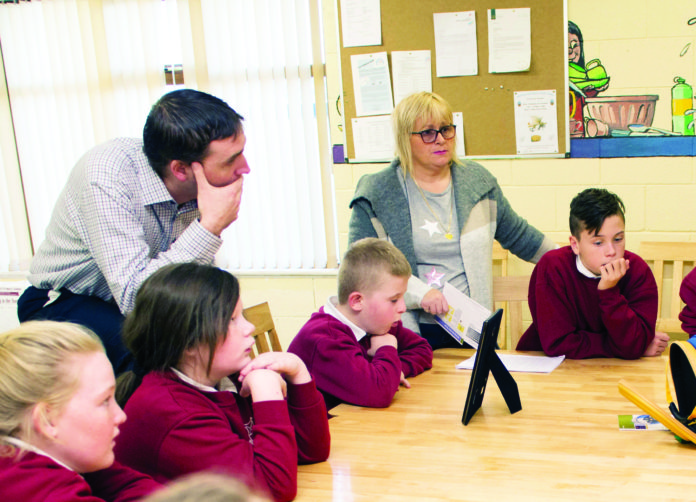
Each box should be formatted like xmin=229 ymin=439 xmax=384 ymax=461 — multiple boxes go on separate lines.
xmin=193 ymin=162 xmax=244 ymax=236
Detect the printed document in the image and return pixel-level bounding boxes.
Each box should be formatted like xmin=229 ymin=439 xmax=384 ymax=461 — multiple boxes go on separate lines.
xmin=351 ymin=52 xmax=394 ymax=116
xmin=488 ymin=8 xmax=531 ymax=73
xmin=433 ymin=11 xmax=478 ymax=77
xmin=391 ymin=50 xmax=432 ymax=105
xmin=434 ymin=282 xmax=491 ymax=348
xmin=352 ymin=115 xmax=393 ymax=161
xmin=340 ymin=0 xmax=381 ymax=47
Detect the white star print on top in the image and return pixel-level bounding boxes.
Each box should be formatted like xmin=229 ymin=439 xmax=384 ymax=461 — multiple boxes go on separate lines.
xmin=421 ymin=219 xmax=441 ymax=237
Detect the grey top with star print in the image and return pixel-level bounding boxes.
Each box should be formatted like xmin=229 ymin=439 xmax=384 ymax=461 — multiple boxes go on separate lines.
xmin=348 ymin=158 xmax=555 ymax=333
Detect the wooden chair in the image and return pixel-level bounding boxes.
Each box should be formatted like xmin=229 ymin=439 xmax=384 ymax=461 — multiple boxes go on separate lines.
xmin=638 ymin=242 xmax=696 ymax=335
xmin=492 ymin=241 xmax=509 ymax=276
xmin=492 ymin=275 xmax=531 ymax=350
xmin=242 ymin=302 xmax=283 ymax=357
xmin=492 ymin=241 xmax=510 ymax=343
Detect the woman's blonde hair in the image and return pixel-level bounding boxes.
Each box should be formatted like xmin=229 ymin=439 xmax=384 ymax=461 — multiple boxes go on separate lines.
xmin=0 ymin=321 xmax=104 ymax=451
xmin=392 ymin=91 xmax=458 ymax=176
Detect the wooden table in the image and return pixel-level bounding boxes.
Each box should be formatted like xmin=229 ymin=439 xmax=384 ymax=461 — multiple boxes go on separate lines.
xmin=297 ymin=350 xmax=695 ymax=501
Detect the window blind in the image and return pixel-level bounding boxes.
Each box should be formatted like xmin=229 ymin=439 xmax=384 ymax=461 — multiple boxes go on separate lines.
xmin=0 ymin=0 xmax=333 ymax=273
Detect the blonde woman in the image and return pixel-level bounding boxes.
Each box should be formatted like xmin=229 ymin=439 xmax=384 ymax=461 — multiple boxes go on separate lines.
xmin=0 ymin=321 xmax=160 ymax=501
xmin=348 ymin=91 xmax=555 ymax=349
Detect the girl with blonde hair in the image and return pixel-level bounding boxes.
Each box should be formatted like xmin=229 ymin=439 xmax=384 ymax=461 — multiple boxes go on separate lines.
xmin=0 ymin=320 xmax=160 ymax=501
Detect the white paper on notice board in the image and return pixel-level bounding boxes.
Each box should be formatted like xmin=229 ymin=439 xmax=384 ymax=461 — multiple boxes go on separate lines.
xmin=488 ymin=8 xmax=531 ymax=73
xmin=352 ymin=115 xmax=394 ymax=161
xmin=340 ymin=0 xmax=382 ymax=47
xmin=391 ymin=50 xmax=432 ymax=105
xmin=433 ymin=11 xmax=478 ymax=77
xmin=514 ymin=90 xmax=558 ymax=155
xmin=351 ymin=52 xmax=394 ymax=117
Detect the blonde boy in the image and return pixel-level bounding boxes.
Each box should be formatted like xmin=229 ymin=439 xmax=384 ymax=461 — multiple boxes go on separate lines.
xmin=288 ymin=238 xmax=433 ymax=409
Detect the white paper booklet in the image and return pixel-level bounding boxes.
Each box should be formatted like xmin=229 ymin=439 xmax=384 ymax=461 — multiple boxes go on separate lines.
xmin=434 ymin=282 xmax=491 ymax=348
xmin=456 ymin=353 xmax=565 ymax=373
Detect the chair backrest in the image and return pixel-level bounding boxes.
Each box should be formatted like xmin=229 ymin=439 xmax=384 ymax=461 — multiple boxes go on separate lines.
xmin=492 ymin=241 xmax=509 ymax=343
xmin=492 ymin=241 xmax=508 ymax=276
xmin=492 ymin=275 xmax=531 ymax=350
xmin=639 ymin=242 xmax=696 ymax=335
xmin=242 ymin=302 xmax=283 ymax=357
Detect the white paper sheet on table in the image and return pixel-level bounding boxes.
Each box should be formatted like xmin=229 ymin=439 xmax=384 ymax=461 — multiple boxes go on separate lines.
xmin=456 ymin=353 xmax=565 ymax=373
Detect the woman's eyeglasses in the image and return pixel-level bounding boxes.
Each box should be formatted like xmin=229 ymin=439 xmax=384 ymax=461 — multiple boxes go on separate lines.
xmin=411 ymin=125 xmax=456 ymax=143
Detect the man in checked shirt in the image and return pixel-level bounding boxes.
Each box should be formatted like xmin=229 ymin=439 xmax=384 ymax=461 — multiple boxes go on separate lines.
xmin=17 ymin=89 xmax=249 ymax=374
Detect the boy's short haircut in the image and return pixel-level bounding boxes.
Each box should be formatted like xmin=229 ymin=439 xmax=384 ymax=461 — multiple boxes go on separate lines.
xmin=569 ymin=188 xmax=626 ymax=239
xmin=338 ymin=238 xmax=411 ymax=304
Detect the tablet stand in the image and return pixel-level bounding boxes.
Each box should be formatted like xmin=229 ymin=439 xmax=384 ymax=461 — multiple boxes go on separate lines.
xmin=462 ymin=309 xmax=522 ymax=425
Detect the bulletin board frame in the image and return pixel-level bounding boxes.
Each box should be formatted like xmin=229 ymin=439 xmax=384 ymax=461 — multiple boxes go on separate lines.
xmin=337 ymin=0 xmax=569 ymax=160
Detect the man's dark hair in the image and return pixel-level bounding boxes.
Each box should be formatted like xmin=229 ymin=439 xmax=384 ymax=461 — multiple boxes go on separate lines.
xmin=143 ymin=89 xmax=244 ymax=178
xmin=569 ymin=188 xmax=626 ymax=238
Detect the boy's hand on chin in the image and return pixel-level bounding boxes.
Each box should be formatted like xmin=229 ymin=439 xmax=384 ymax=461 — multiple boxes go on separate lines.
xmin=367 ymin=333 xmax=398 ymax=357
xmin=597 ymin=258 xmax=630 ymax=291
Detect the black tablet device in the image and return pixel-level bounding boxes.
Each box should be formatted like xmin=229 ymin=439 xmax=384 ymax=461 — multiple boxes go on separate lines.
xmin=462 ymin=308 xmax=522 ymax=425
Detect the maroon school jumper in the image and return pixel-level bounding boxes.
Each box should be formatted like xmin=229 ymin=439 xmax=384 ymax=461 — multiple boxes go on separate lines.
xmin=679 ymin=268 xmax=696 ymax=336
xmin=0 ymin=450 xmax=159 ymax=502
xmin=288 ymin=309 xmax=433 ymax=409
xmin=114 ymin=371 xmax=329 ymax=502
xmin=517 ymin=246 xmax=657 ymax=359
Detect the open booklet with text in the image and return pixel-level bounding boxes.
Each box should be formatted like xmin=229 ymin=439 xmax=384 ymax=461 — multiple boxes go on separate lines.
xmin=434 ymin=282 xmax=491 ymax=349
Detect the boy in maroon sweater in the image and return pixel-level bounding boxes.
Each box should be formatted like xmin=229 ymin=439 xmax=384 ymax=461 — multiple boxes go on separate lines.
xmin=679 ymin=268 xmax=696 ymax=349
xmin=288 ymin=238 xmax=433 ymax=410
xmin=517 ymin=188 xmax=669 ymax=359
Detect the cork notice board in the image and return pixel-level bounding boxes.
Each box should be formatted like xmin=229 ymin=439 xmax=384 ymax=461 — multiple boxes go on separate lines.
xmin=338 ymin=0 xmax=568 ymax=160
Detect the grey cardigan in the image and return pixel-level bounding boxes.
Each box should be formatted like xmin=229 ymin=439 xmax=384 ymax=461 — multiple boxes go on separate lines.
xmin=348 ymin=159 xmax=555 ymax=314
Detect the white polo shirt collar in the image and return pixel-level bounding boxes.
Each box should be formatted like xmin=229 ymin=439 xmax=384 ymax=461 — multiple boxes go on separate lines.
xmin=1 ymin=436 xmax=73 ymax=471
xmin=324 ymin=296 xmax=369 ymax=342
xmin=576 ymin=255 xmax=601 ymax=279
xmin=171 ymin=367 xmax=237 ymax=393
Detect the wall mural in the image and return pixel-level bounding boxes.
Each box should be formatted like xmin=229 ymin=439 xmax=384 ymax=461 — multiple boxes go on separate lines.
xmin=568 ymin=20 xmax=695 ymax=140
